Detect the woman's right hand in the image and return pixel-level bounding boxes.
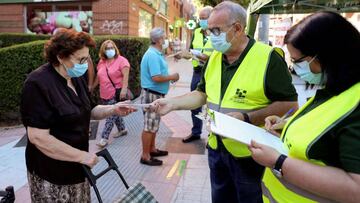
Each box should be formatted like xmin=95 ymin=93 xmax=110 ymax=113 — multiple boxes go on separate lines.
xmin=264 ymin=115 xmax=284 ymax=137
xmin=80 ymin=152 xmax=99 ymax=168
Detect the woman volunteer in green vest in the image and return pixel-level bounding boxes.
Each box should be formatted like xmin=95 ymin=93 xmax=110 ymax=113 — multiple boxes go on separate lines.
xmin=249 ymin=11 xmax=360 ymax=203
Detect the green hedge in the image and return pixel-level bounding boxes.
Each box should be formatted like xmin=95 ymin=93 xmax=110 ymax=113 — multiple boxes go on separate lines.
xmin=0 ymin=33 xmax=51 ymax=48
xmin=0 ymin=35 xmax=150 ymax=122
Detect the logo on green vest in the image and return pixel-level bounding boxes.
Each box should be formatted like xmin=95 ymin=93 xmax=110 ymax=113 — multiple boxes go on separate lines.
xmin=285 ymin=137 xmax=292 ymax=149
xmin=231 ymin=88 xmax=247 ymax=103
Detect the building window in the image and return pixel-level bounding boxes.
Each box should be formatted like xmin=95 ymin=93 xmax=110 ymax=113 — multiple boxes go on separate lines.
xmin=142 ymin=0 xmax=159 ymax=10
xmin=26 ymin=3 xmax=93 ymax=35
xmin=159 ymin=0 xmax=167 ymax=15
xmin=139 ymin=9 xmax=153 ymax=37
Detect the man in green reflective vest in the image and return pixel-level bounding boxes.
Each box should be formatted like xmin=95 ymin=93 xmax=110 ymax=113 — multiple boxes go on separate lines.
xmin=153 ymin=1 xmax=298 ymax=202
xmin=183 ymin=6 xmax=214 ymax=143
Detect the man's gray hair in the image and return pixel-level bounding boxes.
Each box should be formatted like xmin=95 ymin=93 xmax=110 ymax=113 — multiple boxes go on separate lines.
xmin=150 ymin=27 xmax=165 ymax=44
xmin=213 ymin=1 xmax=247 ymax=27
xmin=200 ymin=6 xmax=213 ymax=18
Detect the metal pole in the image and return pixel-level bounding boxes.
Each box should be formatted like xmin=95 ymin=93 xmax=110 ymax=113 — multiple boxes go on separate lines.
xmin=257 ymin=14 xmax=269 ymax=44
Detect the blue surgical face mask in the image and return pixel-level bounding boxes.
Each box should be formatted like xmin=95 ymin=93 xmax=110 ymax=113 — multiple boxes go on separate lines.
xmin=105 ymin=49 xmax=116 ymax=58
xmin=63 ymin=62 xmax=88 ymax=78
xmin=199 ymin=19 xmax=208 ymax=30
xmin=210 ymin=32 xmax=232 ymax=53
xmin=293 ymin=59 xmax=322 ymax=85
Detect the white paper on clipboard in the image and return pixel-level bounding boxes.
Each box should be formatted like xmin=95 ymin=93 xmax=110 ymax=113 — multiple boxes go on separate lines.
xmin=209 ymin=110 xmax=288 ymax=155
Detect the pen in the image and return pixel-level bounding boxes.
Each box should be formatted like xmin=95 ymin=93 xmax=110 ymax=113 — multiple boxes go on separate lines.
xmin=278 ymin=108 xmax=295 ymax=123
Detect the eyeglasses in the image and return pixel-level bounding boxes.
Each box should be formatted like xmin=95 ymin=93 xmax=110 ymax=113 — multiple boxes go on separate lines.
xmin=71 ymin=54 xmax=90 ymax=65
xmin=291 ymin=55 xmax=317 ymax=64
xmin=207 ymin=22 xmax=237 ymax=36
xmin=290 ymin=55 xmax=307 ymax=64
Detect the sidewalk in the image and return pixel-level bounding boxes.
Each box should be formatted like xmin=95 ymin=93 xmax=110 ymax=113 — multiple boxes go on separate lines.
xmin=0 ymin=57 xmax=312 ymax=203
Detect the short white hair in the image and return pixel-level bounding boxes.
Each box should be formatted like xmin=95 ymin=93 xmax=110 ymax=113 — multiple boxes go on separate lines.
xmin=213 ymin=1 xmax=247 ymax=27
xmin=150 ymin=27 xmax=165 ymax=44
xmin=200 ymin=6 xmax=213 ymax=18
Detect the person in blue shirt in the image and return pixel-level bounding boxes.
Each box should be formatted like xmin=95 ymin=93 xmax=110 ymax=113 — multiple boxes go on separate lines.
xmin=140 ymin=27 xmax=179 ymax=166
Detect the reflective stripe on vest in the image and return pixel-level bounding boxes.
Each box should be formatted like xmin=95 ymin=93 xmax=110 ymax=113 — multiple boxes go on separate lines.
xmin=191 ymin=28 xmax=213 ymax=68
xmin=262 ymin=83 xmax=360 ymax=203
xmin=205 ymin=42 xmax=272 ymax=157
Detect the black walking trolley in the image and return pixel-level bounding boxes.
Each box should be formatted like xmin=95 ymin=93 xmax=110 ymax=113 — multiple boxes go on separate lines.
xmin=82 ymin=149 xmax=158 ymax=203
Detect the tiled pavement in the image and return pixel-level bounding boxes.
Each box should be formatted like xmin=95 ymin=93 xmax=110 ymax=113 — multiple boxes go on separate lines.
xmin=0 ymin=58 xmax=311 ymax=203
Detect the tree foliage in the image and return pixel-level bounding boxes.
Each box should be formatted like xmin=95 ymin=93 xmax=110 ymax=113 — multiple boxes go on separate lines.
xmin=0 ymin=34 xmax=149 ymax=122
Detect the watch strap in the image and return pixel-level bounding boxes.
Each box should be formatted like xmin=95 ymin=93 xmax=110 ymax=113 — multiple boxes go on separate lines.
xmin=243 ymin=112 xmax=251 ymax=124
xmin=274 ymin=154 xmax=287 ymax=172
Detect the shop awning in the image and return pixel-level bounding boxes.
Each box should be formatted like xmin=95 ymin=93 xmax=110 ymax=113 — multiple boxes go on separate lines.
xmin=249 ymin=0 xmax=360 ymax=14
xmin=246 ymin=0 xmax=360 ymax=36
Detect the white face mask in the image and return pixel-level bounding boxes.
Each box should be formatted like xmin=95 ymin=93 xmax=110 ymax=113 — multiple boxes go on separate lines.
xmin=162 ymin=39 xmax=169 ymax=50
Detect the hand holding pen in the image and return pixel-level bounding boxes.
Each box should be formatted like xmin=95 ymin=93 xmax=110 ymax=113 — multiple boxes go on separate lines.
xmin=265 ymin=108 xmax=295 ymax=134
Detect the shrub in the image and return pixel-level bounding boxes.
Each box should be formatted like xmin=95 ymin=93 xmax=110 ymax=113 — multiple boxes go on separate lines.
xmin=0 ymin=33 xmax=50 ymax=48
xmin=0 ymin=35 xmax=150 ymax=123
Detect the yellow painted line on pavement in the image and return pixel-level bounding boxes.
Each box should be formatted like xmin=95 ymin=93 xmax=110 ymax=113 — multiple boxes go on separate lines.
xmin=166 ymin=160 xmax=180 ymax=179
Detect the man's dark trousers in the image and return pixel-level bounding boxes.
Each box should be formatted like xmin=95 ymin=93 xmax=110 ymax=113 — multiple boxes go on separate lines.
xmin=208 ymin=139 xmax=264 ymax=203
xmin=190 ymin=70 xmax=203 ymax=136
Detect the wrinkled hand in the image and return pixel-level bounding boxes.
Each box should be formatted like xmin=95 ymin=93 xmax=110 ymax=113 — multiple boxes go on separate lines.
xmin=248 ymin=140 xmax=280 ymax=168
xmin=227 ymin=112 xmax=244 ymax=121
xmin=180 ymin=50 xmax=193 ymax=60
xmin=205 ymin=119 xmax=213 ymax=133
xmin=174 ymin=53 xmax=182 ymax=61
xmin=113 ymin=101 xmax=137 ymax=116
xmin=88 ymin=86 xmax=94 ymax=94
xmin=120 ymin=88 xmax=127 ymax=100
xmin=151 ymin=98 xmax=174 ymax=116
xmin=80 ymin=152 xmax=99 ymax=168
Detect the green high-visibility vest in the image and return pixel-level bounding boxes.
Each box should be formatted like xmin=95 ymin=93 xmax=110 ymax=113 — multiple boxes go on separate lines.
xmin=191 ymin=28 xmax=213 ymax=68
xmin=262 ymin=82 xmax=360 ymax=203
xmin=205 ymin=42 xmax=273 ymax=157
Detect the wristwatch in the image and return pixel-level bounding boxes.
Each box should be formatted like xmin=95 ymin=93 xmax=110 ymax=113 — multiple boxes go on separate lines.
xmin=243 ymin=112 xmax=251 ymax=124
xmin=272 ymin=154 xmax=287 ymax=178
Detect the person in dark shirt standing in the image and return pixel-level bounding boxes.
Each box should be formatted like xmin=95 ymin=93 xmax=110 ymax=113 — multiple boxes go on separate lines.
xmin=20 ymin=29 xmax=136 ymax=202
xmin=182 ymin=6 xmax=213 ymax=143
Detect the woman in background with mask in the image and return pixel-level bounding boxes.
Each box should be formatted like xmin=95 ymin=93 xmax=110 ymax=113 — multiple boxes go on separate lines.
xmin=20 ymin=29 xmax=136 ymax=202
xmin=95 ymin=40 xmax=131 ymax=147
xmin=249 ymin=11 xmax=360 ymax=203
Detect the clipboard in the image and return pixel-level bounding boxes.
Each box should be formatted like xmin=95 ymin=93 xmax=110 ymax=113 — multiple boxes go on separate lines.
xmin=209 ymin=110 xmax=288 ymax=155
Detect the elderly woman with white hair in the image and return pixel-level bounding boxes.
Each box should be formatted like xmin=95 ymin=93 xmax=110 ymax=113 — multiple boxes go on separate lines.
xmin=139 ymin=27 xmax=179 ymax=166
